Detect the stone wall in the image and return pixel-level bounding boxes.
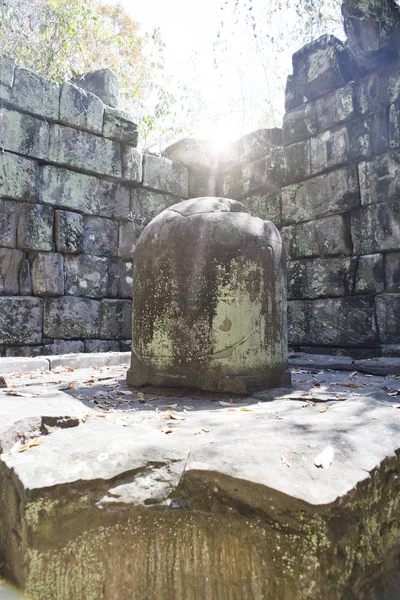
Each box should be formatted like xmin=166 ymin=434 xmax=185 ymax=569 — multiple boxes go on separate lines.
xmin=0 ymin=58 xmax=189 ymax=356
xmin=5 ymin=0 xmax=400 ymax=359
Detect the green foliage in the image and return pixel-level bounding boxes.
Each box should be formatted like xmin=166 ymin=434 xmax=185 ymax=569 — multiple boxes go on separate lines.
xmin=0 ymin=0 xmax=190 ymax=150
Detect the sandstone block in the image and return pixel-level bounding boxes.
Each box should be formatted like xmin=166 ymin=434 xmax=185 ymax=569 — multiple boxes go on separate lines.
xmin=347 ymin=117 xmax=372 ymax=161
xmin=17 ymin=204 xmax=53 ymax=252
xmin=142 ymin=154 xmax=189 ymax=197
xmin=131 ymin=189 xmax=178 ymax=232
xmin=0 ymin=199 xmax=19 ymax=247
xmin=219 ymin=129 xmax=282 ymax=172
xmin=0 ymin=108 xmax=49 ymax=160
xmin=11 ymin=67 xmax=59 ymax=120
xmin=355 ymin=253 xmax=384 ymax=294
xmin=60 ymin=83 xmax=104 ymax=134
xmin=49 ymin=124 xmax=122 ymax=178
xmin=164 ymin=138 xmax=217 ymax=170
xmin=0 ymin=296 xmax=43 ymax=344
xmin=103 ymin=107 xmax=138 ymax=144
xmin=281 ymin=166 xmax=360 ymax=225
xmin=43 ymin=339 xmax=84 ymax=355
xmin=0 ymin=248 xmax=23 ymax=295
xmin=19 ymin=258 xmax=32 ymax=296
xmin=389 ymin=102 xmax=400 ymax=150
xmin=100 ymin=299 xmax=132 ymax=339
xmin=118 ymin=261 xmax=133 ymax=298
xmin=241 ymin=193 xmax=281 ymax=226
xmin=84 ymin=339 xmax=119 ymax=353
xmin=288 ymin=296 xmax=378 ymax=347
xmin=40 ymin=166 xmax=99 ymax=215
xmin=32 ymin=253 xmax=64 ymax=297
xmin=292 ymin=35 xmax=352 ymax=100
xmin=119 ymin=339 xmax=131 ymax=352
xmin=43 ymin=296 xmax=102 ymax=339
xmin=5 ymin=346 xmax=43 ymax=357
xmin=189 ymin=171 xmax=217 ymax=197
xmin=118 ymin=221 xmax=136 ymax=259
xmin=282 ymin=102 xmax=318 ymax=146
xmin=98 ymin=180 xmax=130 ymax=219
xmin=281 ymin=215 xmax=351 ymax=260
xmin=287 ymin=257 xmax=354 ymax=299
xmin=107 ymin=259 xmax=119 ymax=298
xmin=316 ymin=83 xmax=355 ymax=131
xmin=72 ymin=69 xmax=119 ymax=107
xmin=342 ymin=0 xmax=400 ymax=70
xmin=0 ymin=152 xmax=37 ymax=202
xmin=217 ymin=156 xmax=278 ymax=199
xmin=280 ymin=140 xmax=311 ymax=185
xmin=358 ymin=154 xmax=400 ymax=206
xmin=55 ymin=210 xmax=84 ymax=254
xmin=376 ymin=294 xmax=400 ymax=344
xmin=64 ymin=254 xmax=109 ymax=298
xmin=83 ymin=216 xmax=118 ymax=258
xmin=352 ymin=200 xmax=400 ymax=254
xmin=0 ymin=83 xmax=10 ymax=103
xmin=384 ymin=252 xmax=400 ymax=292
xmin=310 ymin=126 xmax=349 ymax=175
xmin=122 ymin=146 xmax=142 ymax=182
xmin=0 ymin=56 xmax=15 ymax=87
xmin=284 ymin=74 xmax=303 ymax=112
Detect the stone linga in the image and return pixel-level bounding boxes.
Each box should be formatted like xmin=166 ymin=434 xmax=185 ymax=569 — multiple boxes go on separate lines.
xmin=127 ymin=197 xmax=290 ymax=394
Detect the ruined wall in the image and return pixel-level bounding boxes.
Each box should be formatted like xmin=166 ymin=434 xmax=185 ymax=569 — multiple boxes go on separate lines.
xmin=0 ymin=58 xmax=189 ymax=356
xmin=163 ymin=5 xmax=400 ymax=359
xmin=4 ymin=0 xmax=400 ymax=359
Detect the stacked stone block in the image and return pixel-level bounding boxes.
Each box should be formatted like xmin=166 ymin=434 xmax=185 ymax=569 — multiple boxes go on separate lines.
xmin=0 ymin=57 xmax=189 ymax=356
xmin=168 ymin=26 xmax=400 ymax=357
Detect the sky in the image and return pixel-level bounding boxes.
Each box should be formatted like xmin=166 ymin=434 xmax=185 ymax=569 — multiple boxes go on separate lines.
xmin=110 ymin=0 xmax=343 ymax=147
xmin=118 ymin=0 xmax=237 ymax=143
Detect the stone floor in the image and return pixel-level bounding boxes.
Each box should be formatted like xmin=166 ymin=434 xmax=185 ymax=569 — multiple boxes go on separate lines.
xmin=1 ymin=352 xmax=400 ymax=599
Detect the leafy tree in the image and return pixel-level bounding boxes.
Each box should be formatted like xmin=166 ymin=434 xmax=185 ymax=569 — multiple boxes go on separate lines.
xmin=0 ymin=0 xmax=189 ymax=150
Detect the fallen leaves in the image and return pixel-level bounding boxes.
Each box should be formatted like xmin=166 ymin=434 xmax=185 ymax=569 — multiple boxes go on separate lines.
xmin=320 ymin=405 xmax=329 ymax=413
xmin=18 ymin=438 xmax=44 ymax=453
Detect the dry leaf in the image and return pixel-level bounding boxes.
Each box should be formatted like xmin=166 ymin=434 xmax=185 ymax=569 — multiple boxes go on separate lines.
xmin=320 ymin=405 xmax=329 ymax=413
xmin=163 ymin=428 xmax=174 ymax=434
xmin=161 ymin=403 xmax=178 ymax=409
xmin=314 ymin=446 xmax=334 ymax=469
xmin=240 ymin=407 xmax=252 ymax=412
xmin=281 ymin=454 xmax=291 ymax=467
xmin=169 ymin=414 xmax=185 ymax=421
xmin=219 ymin=400 xmax=233 ymax=407
xmin=202 ymin=427 xmax=210 ymax=433
xmin=300 ymin=392 xmax=311 ymax=397
xmin=18 ymin=438 xmax=44 ymax=453
xmin=68 ymin=382 xmax=76 ymax=390
xmin=338 ymin=383 xmax=365 ymax=389
xmin=227 ymin=407 xmax=236 ymax=412
xmin=6 ymin=390 xmax=31 ymax=397
xmin=28 ymin=438 xmax=44 ymax=448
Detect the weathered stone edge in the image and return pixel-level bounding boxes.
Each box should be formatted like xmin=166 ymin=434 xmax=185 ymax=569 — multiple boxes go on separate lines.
xmin=0 ymin=351 xmax=130 ymax=374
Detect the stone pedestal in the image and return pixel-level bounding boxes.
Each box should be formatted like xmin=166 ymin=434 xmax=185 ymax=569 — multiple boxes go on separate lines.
xmin=127 ymin=197 xmax=290 ymax=393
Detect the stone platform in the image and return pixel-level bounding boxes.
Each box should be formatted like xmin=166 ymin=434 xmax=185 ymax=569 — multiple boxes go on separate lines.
xmin=1 ymin=352 xmax=400 ymax=599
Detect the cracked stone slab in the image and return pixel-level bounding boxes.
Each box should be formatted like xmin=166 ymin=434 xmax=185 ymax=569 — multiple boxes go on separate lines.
xmin=2 ymin=363 xmax=400 ymax=599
